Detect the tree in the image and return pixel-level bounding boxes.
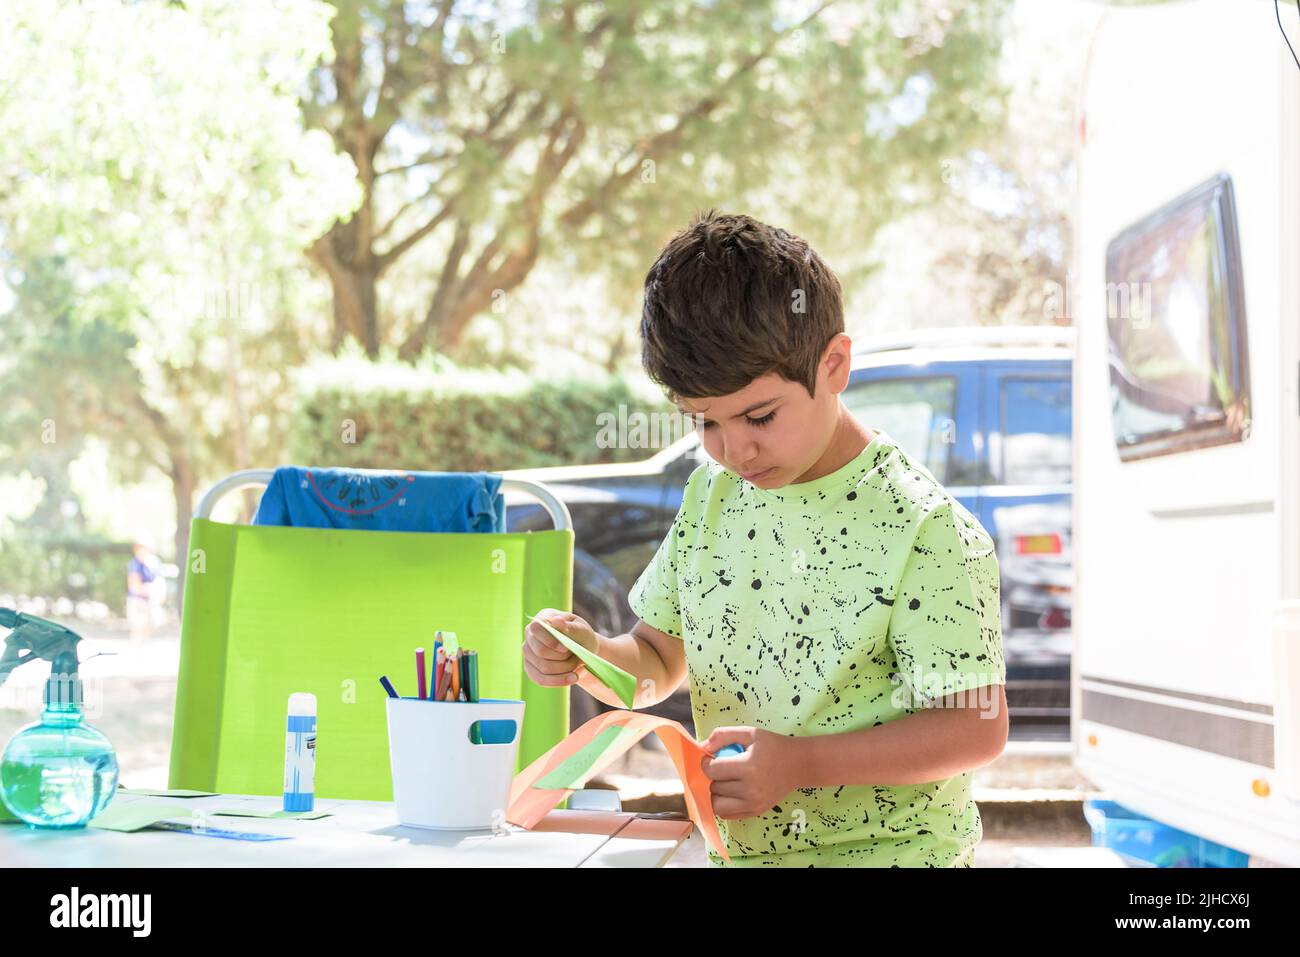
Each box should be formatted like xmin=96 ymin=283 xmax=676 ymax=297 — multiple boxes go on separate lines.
xmin=0 ymin=0 xmax=361 ymax=574
xmin=901 ymin=0 xmax=1100 ymax=328
xmin=302 ymin=0 xmax=1011 ymax=360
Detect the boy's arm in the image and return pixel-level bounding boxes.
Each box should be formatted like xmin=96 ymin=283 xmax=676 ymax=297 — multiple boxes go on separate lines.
xmin=792 ymin=685 xmax=1009 ymax=787
xmin=575 ymin=618 xmax=688 ymax=709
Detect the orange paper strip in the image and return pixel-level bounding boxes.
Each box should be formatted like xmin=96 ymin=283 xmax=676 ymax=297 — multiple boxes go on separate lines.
xmin=506 ymin=710 xmax=731 ymax=864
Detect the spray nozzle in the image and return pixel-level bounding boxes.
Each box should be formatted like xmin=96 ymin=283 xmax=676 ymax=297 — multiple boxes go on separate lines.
xmin=0 ymin=609 xmax=85 ymax=698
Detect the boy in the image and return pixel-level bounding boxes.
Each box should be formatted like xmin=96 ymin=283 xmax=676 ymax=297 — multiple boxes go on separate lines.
xmin=523 ymin=210 xmax=1007 ymax=867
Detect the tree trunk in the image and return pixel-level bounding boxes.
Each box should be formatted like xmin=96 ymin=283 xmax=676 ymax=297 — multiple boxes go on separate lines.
xmin=170 ymin=455 xmax=195 ymax=605
xmin=313 ymin=219 xmax=380 ymax=358
xmin=398 ymin=218 xmax=471 ymax=360
xmin=329 ymin=272 xmax=378 ymax=357
xmin=136 ymin=390 xmax=197 ymax=606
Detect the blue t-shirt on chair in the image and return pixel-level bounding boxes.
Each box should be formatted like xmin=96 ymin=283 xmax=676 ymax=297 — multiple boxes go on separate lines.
xmin=251 ymin=466 xmax=505 ymax=533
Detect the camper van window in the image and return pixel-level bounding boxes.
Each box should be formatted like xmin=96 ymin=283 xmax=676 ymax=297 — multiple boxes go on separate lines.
xmin=841 ymin=375 xmax=960 ymax=482
xmin=999 ymin=377 xmax=1072 ymax=485
xmin=1103 ymin=173 xmax=1250 ymax=461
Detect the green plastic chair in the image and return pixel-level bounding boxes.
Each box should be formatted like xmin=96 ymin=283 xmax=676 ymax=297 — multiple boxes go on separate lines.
xmin=168 ymin=468 xmax=581 ymax=804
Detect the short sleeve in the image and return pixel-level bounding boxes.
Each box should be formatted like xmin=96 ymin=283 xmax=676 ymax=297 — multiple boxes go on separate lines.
xmin=628 ymin=464 xmax=710 ymax=640
xmin=628 ymin=524 xmax=684 ymax=639
xmin=887 ymin=499 xmax=1006 ymax=706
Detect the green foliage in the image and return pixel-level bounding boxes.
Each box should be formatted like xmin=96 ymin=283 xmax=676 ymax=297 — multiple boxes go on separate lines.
xmin=305 ymin=0 xmax=1013 ymax=358
xmin=0 ymin=0 xmax=363 ymax=563
xmin=289 ymin=350 xmax=676 ymax=471
xmin=0 ymin=533 xmax=134 ymax=614
xmin=0 ymin=0 xmax=1019 ymax=592
xmin=0 ymin=0 xmax=358 ymax=329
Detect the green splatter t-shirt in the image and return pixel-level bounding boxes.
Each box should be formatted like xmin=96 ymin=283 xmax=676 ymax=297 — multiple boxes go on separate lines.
xmin=628 ymin=427 xmax=1006 ymax=867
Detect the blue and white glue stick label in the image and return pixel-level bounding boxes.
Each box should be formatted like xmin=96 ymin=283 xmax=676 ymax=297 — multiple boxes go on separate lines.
xmin=284 ymin=692 xmax=317 ymax=813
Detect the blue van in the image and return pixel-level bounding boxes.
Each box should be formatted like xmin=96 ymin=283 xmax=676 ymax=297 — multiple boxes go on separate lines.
xmin=504 ymin=325 xmax=1074 ymax=736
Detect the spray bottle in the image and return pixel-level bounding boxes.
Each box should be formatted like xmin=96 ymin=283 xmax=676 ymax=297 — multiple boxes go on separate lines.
xmin=0 ymin=608 xmax=119 ymax=827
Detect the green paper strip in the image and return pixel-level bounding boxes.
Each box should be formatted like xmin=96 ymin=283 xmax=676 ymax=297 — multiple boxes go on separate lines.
xmin=533 ymin=723 xmax=645 ymax=790
xmin=90 ymin=802 xmax=200 ymax=832
xmin=119 ymin=787 xmax=217 ymax=798
xmin=212 ymin=808 xmax=331 ymax=820
xmin=526 ymin=612 xmax=637 ymax=708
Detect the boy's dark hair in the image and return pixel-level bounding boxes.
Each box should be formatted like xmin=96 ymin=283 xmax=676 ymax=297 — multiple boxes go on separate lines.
xmin=640 ymin=209 xmax=844 ymax=404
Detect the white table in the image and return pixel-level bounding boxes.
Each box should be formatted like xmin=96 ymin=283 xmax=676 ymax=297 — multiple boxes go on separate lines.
xmin=0 ymin=792 xmax=695 ymax=868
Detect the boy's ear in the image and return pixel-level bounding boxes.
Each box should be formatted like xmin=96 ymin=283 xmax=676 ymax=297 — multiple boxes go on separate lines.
xmin=822 ymin=333 xmax=853 ymax=391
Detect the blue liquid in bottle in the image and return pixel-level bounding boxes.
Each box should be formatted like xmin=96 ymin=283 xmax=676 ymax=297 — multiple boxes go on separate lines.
xmin=0 ymin=671 xmax=119 ymax=828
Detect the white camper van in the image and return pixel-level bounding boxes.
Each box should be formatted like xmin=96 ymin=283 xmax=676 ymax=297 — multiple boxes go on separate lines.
xmin=1072 ymin=0 xmax=1300 ymax=865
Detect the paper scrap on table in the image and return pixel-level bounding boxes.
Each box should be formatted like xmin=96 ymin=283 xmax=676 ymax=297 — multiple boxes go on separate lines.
xmin=118 ymin=787 xmax=217 ymax=798
xmin=506 ymin=709 xmax=731 ymax=864
xmin=90 ymin=802 xmax=202 ymax=833
xmin=526 ymin=612 xmax=637 ymax=708
xmin=212 ymin=808 xmax=331 ymax=820
xmin=149 ymin=820 xmax=291 ymax=841
xmin=91 ymin=801 xmax=299 ymax=839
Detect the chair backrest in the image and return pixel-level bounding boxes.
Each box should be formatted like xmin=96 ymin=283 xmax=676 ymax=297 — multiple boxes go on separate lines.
xmin=169 ymin=516 xmax=573 ymax=801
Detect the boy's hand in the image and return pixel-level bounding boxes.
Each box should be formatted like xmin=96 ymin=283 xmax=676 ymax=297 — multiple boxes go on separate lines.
xmin=701 ymin=726 xmax=805 ymax=820
xmin=522 ymin=609 xmax=597 ymax=689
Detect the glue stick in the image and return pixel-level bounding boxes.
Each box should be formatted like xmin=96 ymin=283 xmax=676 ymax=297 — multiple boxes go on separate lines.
xmin=284 ymin=692 xmax=317 ymax=812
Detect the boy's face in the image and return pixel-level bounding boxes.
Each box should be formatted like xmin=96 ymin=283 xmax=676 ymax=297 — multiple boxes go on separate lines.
xmin=675 ymin=334 xmax=854 ymax=488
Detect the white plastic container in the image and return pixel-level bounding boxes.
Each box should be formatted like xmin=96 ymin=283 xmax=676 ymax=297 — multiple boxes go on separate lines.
xmin=384 ymin=696 xmax=525 ymax=830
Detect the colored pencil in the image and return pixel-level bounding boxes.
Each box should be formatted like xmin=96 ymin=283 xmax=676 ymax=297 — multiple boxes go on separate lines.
xmin=434 ymin=647 xmax=446 ymax=701
xmin=470 ymin=650 xmax=482 ymax=742
xmin=379 ymin=675 xmax=398 ymax=698
xmin=416 ymin=647 xmax=427 ymax=699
